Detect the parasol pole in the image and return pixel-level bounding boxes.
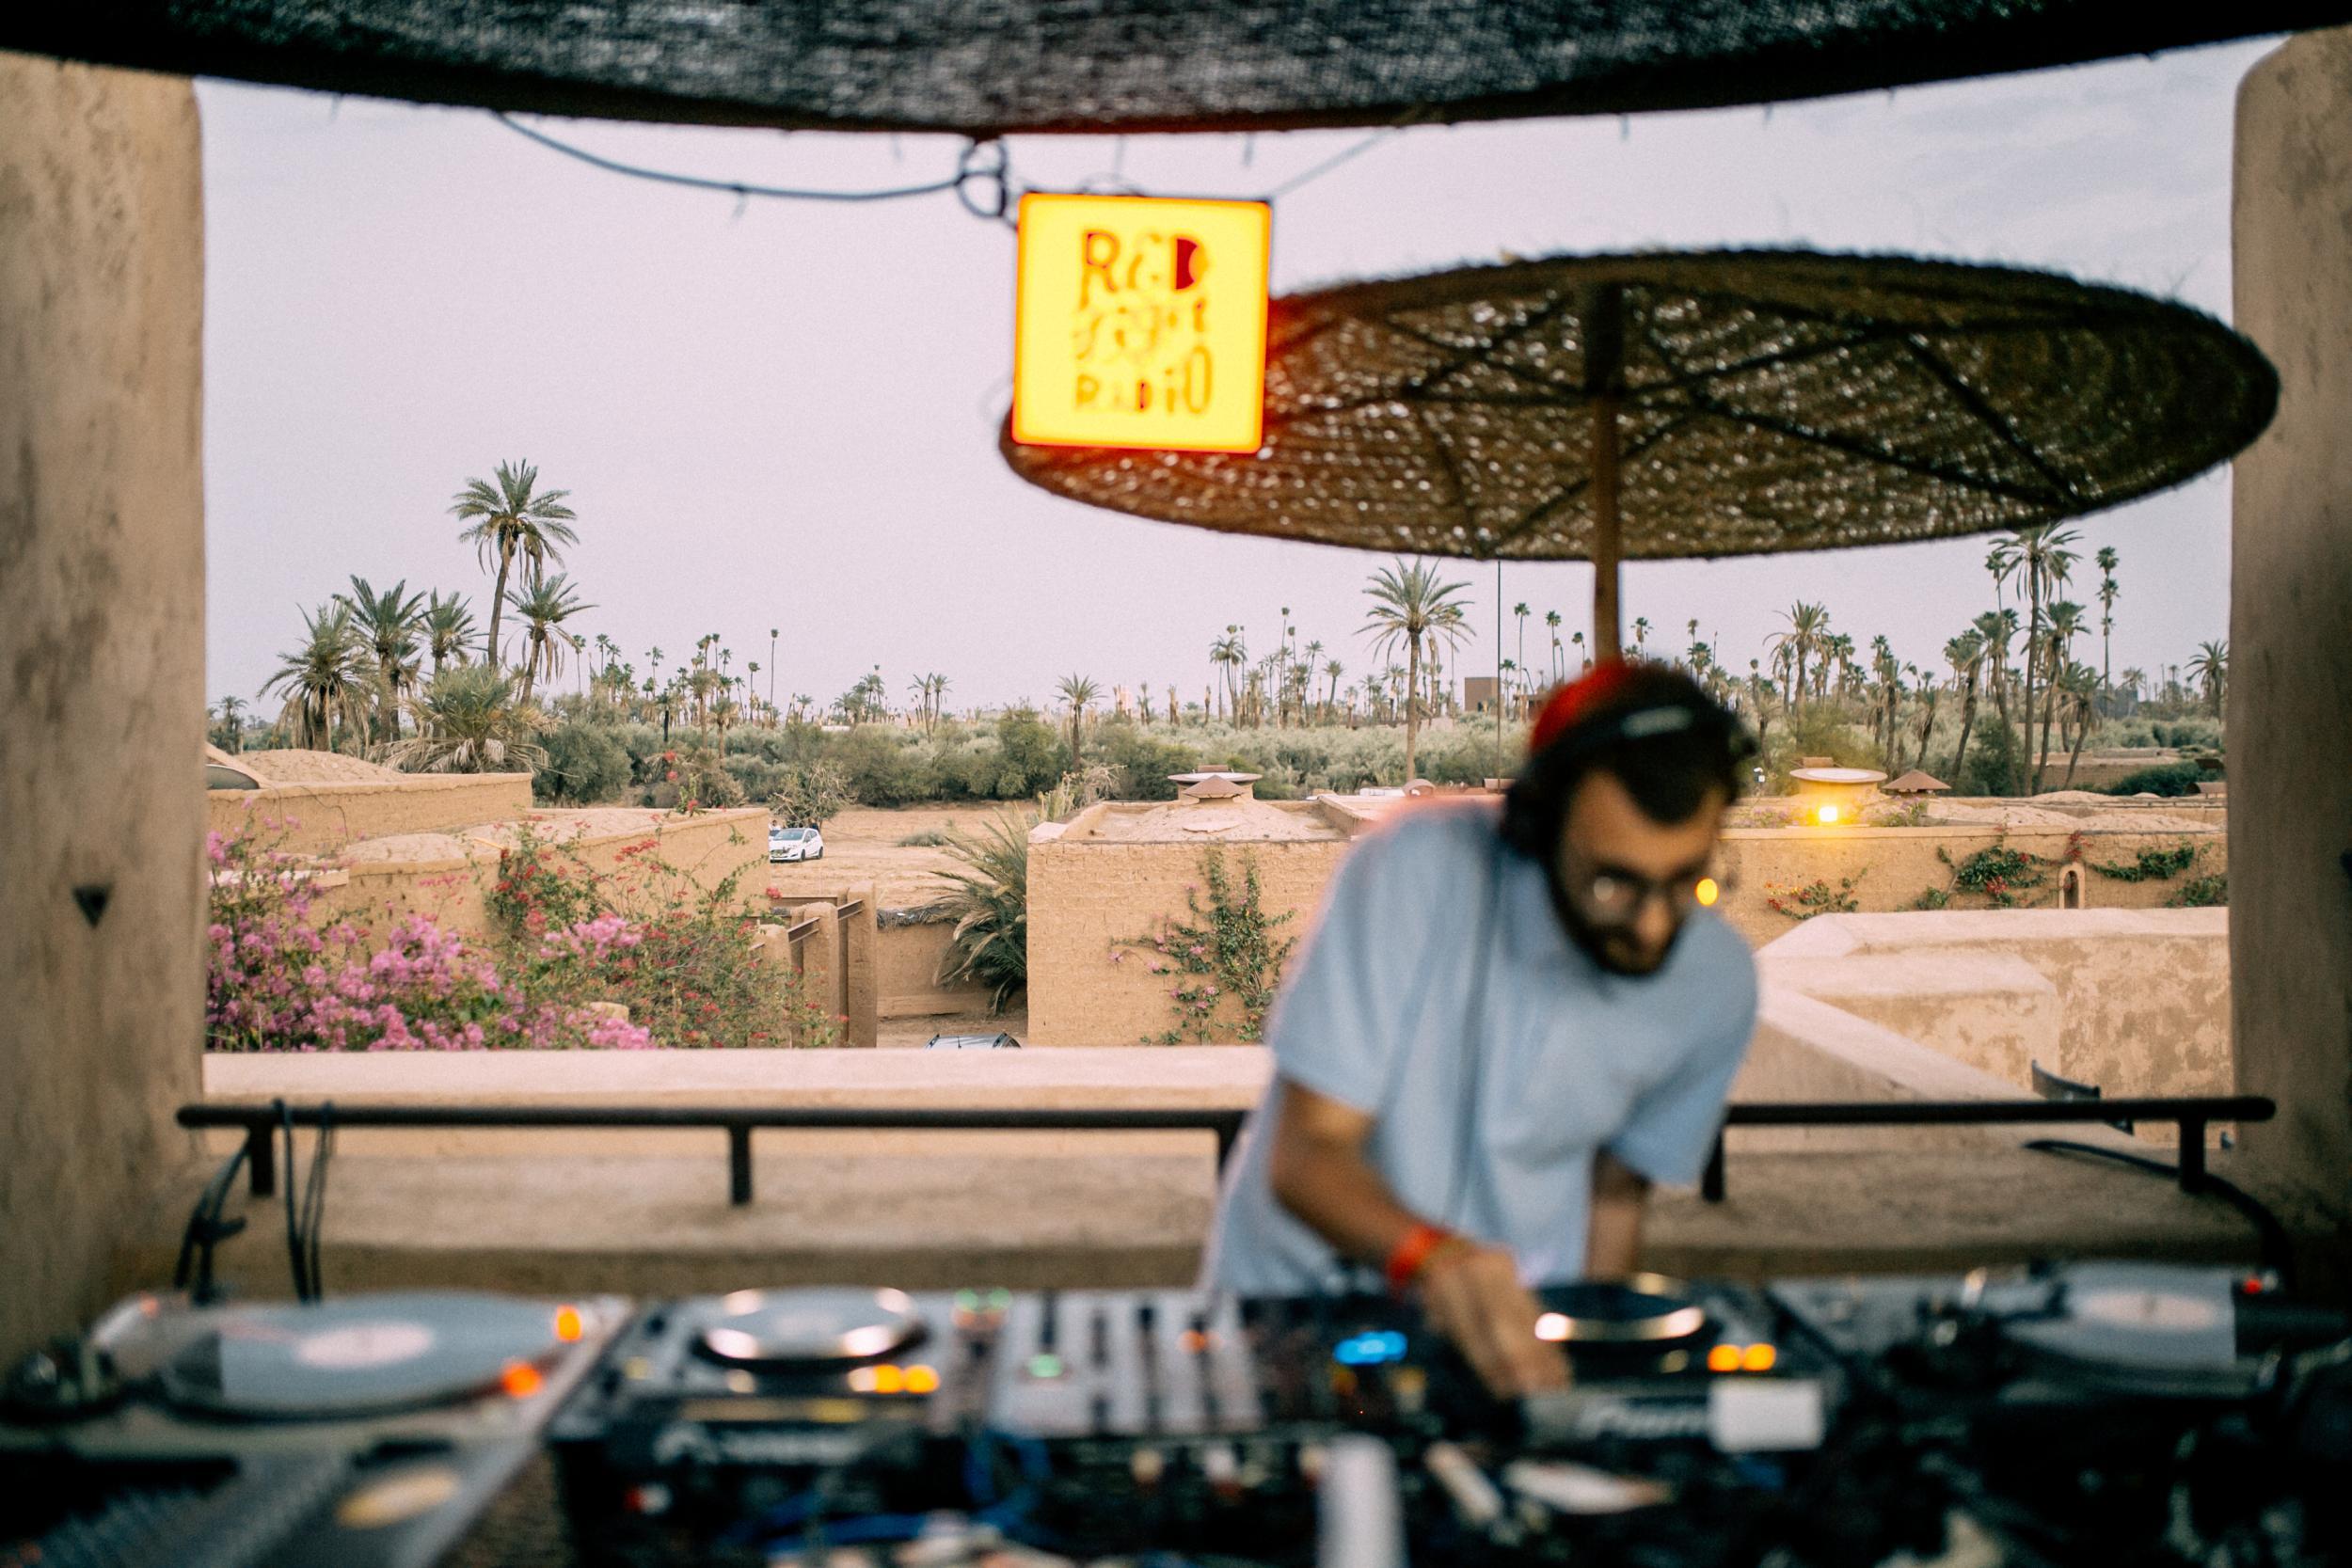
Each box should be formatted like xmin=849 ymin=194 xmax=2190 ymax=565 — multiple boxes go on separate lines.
xmin=1583 ymin=283 xmax=1626 ymax=662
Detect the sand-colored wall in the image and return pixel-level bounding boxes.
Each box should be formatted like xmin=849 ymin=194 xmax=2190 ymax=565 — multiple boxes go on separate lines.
xmin=0 ymin=54 xmax=207 ymax=1363
xmin=878 ymin=914 xmax=993 ymax=1019
xmin=208 ymin=773 xmax=532 ymax=853
xmin=1713 ymin=823 xmax=2227 ymax=946
xmin=1761 ymin=910 xmax=2233 ymax=1106
xmin=2233 ymin=28 xmax=2352 ymax=1228
xmin=1028 ymin=838 xmax=1356 ymax=1045
xmin=303 ymin=808 xmax=770 ymax=940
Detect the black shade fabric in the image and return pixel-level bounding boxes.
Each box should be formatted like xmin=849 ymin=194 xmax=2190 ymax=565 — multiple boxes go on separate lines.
xmin=5 ymin=2 xmax=2347 ymax=135
xmin=1001 ymin=250 xmax=2278 ymax=562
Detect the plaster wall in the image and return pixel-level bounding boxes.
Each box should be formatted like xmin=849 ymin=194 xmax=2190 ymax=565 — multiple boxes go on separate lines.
xmin=2233 ymin=28 xmax=2352 ymax=1224
xmin=0 ymin=53 xmax=207 ymax=1362
xmin=1026 ymin=838 xmax=1355 ymax=1045
xmin=1761 ymin=911 xmax=2232 ymax=1105
xmin=207 ymin=773 xmax=532 ymax=852
xmin=300 ymin=807 xmax=769 ymax=939
xmin=1712 ymin=824 xmax=2228 ymax=946
xmin=876 ymin=915 xmax=993 ymax=1019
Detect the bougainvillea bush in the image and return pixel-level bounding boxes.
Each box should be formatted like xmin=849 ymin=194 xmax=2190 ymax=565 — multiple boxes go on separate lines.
xmin=206 ymin=815 xmax=833 ymax=1051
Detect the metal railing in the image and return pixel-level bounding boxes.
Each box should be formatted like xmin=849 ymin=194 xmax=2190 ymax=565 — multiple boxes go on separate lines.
xmin=179 ymin=1102 xmax=1250 ymax=1208
xmin=1701 ymin=1095 xmax=2271 ymax=1201
xmin=181 ymin=1093 xmax=2270 ymax=1210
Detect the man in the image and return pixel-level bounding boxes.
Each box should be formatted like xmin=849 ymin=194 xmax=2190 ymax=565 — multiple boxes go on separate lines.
xmin=1210 ymin=661 xmax=1758 ymax=1398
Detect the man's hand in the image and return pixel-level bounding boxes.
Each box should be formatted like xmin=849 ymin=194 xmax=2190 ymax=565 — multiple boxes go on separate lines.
xmin=1417 ymin=1240 xmax=1570 ymax=1398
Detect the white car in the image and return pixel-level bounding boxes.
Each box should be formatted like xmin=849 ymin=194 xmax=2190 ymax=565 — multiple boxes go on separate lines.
xmin=770 ymin=824 xmax=825 ymax=863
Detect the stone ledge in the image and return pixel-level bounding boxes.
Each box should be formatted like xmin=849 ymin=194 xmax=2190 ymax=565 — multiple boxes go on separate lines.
xmin=200 ymin=1046 xmax=1273 ymax=1110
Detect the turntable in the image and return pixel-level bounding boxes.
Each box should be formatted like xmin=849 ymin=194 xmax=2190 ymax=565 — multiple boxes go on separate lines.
xmin=1772 ymin=1260 xmax=2348 ymax=1408
xmin=0 ymin=1290 xmax=624 ymax=1568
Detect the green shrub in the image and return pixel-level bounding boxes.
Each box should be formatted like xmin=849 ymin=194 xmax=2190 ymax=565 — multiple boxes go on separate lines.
xmin=1952 ymin=720 xmax=2024 ymax=796
xmin=832 ymin=724 xmax=940 ymax=806
xmin=1115 ymin=848 xmax=1297 ymax=1044
xmin=2090 ymin=845 xmax=2198 ymax=881
xmin=536 ymin=720 xmax=634 ymax=804
xmin=770 ymin=760 xmax=853 ymax=828
xmin=932 ymin=808 xmax=1034 ymax=1011
xmin=2167 ymin=874 xmax=2228 ymax=908
xmin=1095 ymin=721 xmax=1198 ymax=800
xmin=2096 ymin=762 xmax=2204 ymax=798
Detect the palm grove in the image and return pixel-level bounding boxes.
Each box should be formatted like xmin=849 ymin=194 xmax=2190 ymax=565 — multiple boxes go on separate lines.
xmin=219 ymin=469 xmax=2228 ymax=812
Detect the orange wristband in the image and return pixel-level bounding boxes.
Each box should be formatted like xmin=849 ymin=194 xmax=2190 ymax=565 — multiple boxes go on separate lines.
xmin=1384 ymin=1221 xmax=1456 ymax=1292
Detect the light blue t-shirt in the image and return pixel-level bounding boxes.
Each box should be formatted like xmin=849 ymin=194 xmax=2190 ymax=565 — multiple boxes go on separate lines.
xmin=1209 ymin=800 xmax=1757 ymax=1294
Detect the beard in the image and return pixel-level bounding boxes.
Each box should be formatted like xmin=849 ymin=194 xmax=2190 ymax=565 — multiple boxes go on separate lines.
xmin=1544 ymin=869 xmax=1682 ymax=977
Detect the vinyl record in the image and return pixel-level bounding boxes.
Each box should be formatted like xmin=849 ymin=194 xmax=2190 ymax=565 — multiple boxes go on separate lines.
xmin=695 ymin=1289 xmax=926 ymax=1368
xmin=157 ymin=1291 xmax=570 ymax=1419
xmin=1535 ymin=1274 xmax=1708 ymax=1345
xmin=2006 ymin=1262 xmax=2254 ymax=1399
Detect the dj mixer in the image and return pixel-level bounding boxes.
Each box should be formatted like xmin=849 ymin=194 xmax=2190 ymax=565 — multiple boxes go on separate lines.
xmin=4 ymin=1263 xmax=2348 ymax=1567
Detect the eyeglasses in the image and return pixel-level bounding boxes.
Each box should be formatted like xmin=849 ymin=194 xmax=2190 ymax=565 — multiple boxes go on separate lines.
xmin=1562 ymin=860 xmax=1735 ymax=925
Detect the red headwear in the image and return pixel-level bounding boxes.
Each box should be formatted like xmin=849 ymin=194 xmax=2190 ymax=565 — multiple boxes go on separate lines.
xmin=1528 ymin=659 xmax=1639 ymax=756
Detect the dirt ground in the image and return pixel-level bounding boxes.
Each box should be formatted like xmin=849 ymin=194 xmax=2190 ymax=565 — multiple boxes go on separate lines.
xmin=759 ymin=803 xmax=1014 ymax=907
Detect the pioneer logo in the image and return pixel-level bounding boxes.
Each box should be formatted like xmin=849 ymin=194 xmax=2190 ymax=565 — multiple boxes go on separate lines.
xmin=649 ymin=1423 xmax=867 ymax=1466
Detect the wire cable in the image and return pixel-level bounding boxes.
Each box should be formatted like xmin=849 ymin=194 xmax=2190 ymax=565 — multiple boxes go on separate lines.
xmin=174 ymin=1143 xmax=251 ymax=1305
xmin=278 ymin=1099 xmax=311 ymax=1303
xmin=2023 ymin=1137 xmax=2296 ymax=1289
xmin=301 ymin=1101 xmax=336 ymax=1302
xmin=494 ymin=112 xmax=975 ymax=204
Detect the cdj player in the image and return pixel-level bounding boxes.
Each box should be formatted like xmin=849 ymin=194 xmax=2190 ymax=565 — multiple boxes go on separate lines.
xmin=5 ymin=1262 xmax=2348 ymax=1568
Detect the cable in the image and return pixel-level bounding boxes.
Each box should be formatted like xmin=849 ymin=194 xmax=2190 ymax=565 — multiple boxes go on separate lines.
xmin=300 ymin=1101 xmax=336 ymax=1302
xmin=494 ymin=112 xmax=981 ymax=204
xmin=1256 ymin=124 xmax=1407 ymax=201
xmin=278 ymin=1099 xmax=310 ymax=1303
xmin=174 ymin=1143 xmax=251 ymax=1305
xmin=2023 ymin=1137 xmax=2296 ymax=1289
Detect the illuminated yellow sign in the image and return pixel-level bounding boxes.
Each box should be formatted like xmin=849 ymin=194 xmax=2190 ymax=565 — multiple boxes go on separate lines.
xmin=1012 ymin=193 xmax=1270 ymax=453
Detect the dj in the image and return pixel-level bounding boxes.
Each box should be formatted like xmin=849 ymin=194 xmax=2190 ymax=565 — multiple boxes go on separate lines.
xmin=1210 ymin=661 xmax=1759 ymax=1398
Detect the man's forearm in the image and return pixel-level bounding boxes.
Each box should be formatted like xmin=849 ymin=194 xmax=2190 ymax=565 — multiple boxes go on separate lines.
xmin=1584 ymin=1151 xmax=1650 ymax=1277
xmin=1269 ymin=1133 xmax=1431 ymax=1270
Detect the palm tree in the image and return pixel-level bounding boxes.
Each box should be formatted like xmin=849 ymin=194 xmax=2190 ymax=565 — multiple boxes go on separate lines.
xmin=2188 ymin=641 xmax=2229 ymax=717
xmin=1631 ymin=616 xmax=1651 ymax=657
xmin=2120 ymin=667 xmax=2148 ymax=705
xmin=213 ymin=695 xmax=248 ymax=753
xmin=505 ymin=575 xmax=596 ymax=699
xmin=1944 ymin=629 xmax=1985 ymax=784
xmin=389 ymin=663 xmax=547 ymax=774
xmin=1209 ymin=627 xmax=1247 ymax=721
xmin=450 ymin=459 xmax=578 ymax=670
xmin=335 ymin=576 xmax=427 ymax=740
xmin=1361 ymin=558 xmax=1472 ymax=784
xmin=1512 ymin=601 xmax=1531 ymax=703
xmin=2057 ymin=662 xmax=2101 ymax=788
xmin=2035 ymin=599 xmax=2088 ymax=788
xmin=2095 ymin=546 xmax=2120 ymax=695
xmin=1767 ymin=603 xmax=1830 ymax=717
xmin=1987 ymin=524 xmax=2078 ymax=797
xmin=421 ymin=593 xmax=476 ymax=677
xmin=769 ymin=626 xmax=780 ymax=713
xmin=1545 ymin=610 xmax=1564 ymax=679
xmin=1056 ymin=673 xmax=1101 ymax=761
xmin=262 ymin=603 xmax=372 ymax=751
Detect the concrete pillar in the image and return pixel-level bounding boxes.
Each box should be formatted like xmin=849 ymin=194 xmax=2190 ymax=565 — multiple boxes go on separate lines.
xmin=2232 ymin=28 xmax=2352 ymax=1230
xmin=843 ymin=883 xmax=881 ymax=1049
xmin=0 ymin=53 xmax=207 ymax=1361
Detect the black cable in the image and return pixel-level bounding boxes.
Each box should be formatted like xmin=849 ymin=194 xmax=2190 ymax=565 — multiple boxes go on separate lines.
xmin=2024 ymin=1137 xmax=2296 ymax=1290
xmin=494 ymin=112 xmax=972 ymax=204
xmin=173 ymin=1143 xmax=250 ymax=1305
xmin=301 ymin=1101 xmax=335 ymax=1302
xmin=278 ymin=1099 xmax=312 ymax=1303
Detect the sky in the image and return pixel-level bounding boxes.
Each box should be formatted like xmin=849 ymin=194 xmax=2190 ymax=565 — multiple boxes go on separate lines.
xmin=198 ymin=36 xmax=2276 ymax=715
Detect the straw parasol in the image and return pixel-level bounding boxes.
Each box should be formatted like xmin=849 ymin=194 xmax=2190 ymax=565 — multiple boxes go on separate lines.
xmin=1003 ymin=249 xmax=2277 ymax=658
xmin=7 ymin=3 xmax=2347 ymax=134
